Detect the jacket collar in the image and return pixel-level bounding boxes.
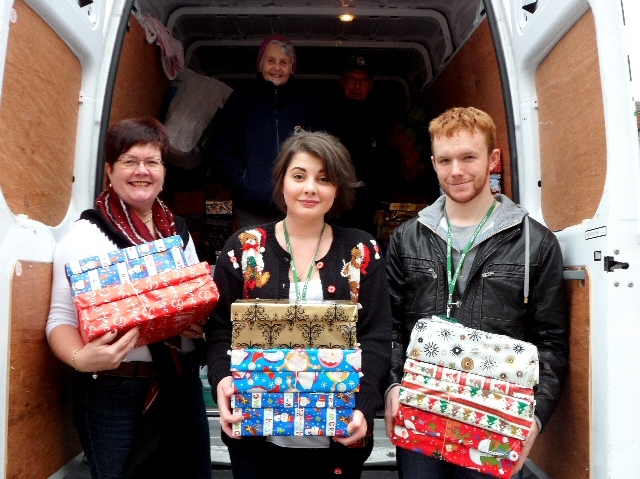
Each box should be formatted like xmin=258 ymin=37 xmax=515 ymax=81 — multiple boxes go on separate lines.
xmin=417 ymin=194 xmax=527 ymax=248
xmin=255 ymin=73 xmax=296 ymax=97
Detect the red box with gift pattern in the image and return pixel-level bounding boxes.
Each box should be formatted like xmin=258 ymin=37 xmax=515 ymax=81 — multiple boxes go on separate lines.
xmin=74 ymin=262 xmax=218 ymax=347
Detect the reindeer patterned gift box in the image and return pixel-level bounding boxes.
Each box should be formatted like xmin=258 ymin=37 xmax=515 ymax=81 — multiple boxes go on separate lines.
xmin=230 ymin=300 xmax=358 ymax=349
xmin=231 ymin=392 xmax=356 ymax=409
xmin=231 ymin=407 xmax=351 ymax=437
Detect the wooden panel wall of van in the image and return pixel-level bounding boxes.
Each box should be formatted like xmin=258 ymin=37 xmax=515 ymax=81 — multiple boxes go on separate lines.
xmin=537 ymin=9 xmax=605 ymax=231
xmin=7 ymin=261 xmax=81 ymax=478
xmin=422 ymin=20 xmax=511 ymax=198
xmin=110 ymin=14 xmax=171 ymax=125
xmin=529 ymin=270 xmax=591 ymax=479
xmin=0 ymin=0 xmax=80 ymax=226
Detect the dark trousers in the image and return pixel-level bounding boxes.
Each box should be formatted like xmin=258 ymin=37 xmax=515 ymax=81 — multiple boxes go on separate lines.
xmin=396 ymin=447 xmax=524 ymax=479
xmin=224 ymin=433 xmax=374 ymax=479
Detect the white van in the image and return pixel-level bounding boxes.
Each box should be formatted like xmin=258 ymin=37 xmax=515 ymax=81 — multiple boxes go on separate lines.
xmin=0 ymin=0 xmax=637 ymax=478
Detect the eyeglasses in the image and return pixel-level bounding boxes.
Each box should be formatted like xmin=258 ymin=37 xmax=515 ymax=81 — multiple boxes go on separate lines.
xmin=116 ymin=155 xmax=164 ymax=170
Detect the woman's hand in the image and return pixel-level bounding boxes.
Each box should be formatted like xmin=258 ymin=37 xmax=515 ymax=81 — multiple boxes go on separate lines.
xmin=180 ymin=323 xmax=206 ymax=340
xmin=384 ymin=385 xmax=400 ymax=440
xmin=216 ymin=376 xmax=245 ymax=439
xmin=333 ymin=409 xmax=367 ymax=446
xmin=73 ymin=328 xmax=140 ymax=372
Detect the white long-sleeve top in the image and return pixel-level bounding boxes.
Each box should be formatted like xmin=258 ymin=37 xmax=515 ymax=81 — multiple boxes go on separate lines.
xmin=46 ymin=219 xmax=199 ymax=361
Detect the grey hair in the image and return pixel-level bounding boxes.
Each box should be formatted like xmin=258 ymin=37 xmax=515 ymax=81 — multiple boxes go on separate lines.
xmin=259 ymin=40 xmax=295 ymax=70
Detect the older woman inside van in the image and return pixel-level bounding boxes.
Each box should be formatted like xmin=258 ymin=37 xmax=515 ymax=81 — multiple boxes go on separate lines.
xmin=46 ymin=117 xmax=210 ymax=479
xmin=207 ymin=34 xmax=328 ymax=228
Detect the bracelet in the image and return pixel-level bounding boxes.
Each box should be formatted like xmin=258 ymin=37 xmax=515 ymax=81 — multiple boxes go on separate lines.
xmin=71 ymin=349 xmax=81 ymax=372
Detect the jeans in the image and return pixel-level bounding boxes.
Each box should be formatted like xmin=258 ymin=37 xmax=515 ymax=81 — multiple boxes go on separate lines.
xmin=72 ymin=368 xmax=210 ymax=479
xmin=397 ymin=447 xmax=524 ymax=479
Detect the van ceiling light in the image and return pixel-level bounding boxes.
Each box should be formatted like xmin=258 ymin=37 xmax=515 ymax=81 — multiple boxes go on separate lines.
xmin=339 ymin=14 xmax=354 ymax=22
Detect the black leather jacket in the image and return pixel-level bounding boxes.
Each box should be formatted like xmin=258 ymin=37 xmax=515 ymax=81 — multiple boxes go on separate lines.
xmin=386 ymin=196 xmax=568 ymax=430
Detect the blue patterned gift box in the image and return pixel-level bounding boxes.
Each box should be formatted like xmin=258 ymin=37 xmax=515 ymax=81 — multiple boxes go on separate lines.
xmin=67 ymin=246 xmax=188 ymax=297
xmin=231 ymin=407 xmax=352 ymax=437
xmin=232 ymin=371 xmax=360 ymax=393
xmin=230 ymin=348 xmax=362 ymax=373
xmin=65 ymin=235 xmax=184 ymax=277
xmin=231 ymin=392 xmax=356 ymax=409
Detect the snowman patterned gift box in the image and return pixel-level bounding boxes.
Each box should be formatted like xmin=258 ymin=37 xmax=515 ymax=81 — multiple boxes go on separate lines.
xmin=232 ymin=370 xmax=360 ymax=394
xmin=67 ymin=247 xmax=189 ymax=297
xmin=65 ymin=235 xmax=184 ymax=277
xmin=231 ymin=392 xmax=356 ymax=409
xmin=392 ymin=405 xmax=517 ymax=478
xmin=231 ymin=407 xmax=352 ymax=437
xmin=230 ymin=348 xmax=362 ymax=373
xmin=231 ymin=300 xmax=358 ymax=349
xmin=407 ymin=316 xmax=539 ymax=388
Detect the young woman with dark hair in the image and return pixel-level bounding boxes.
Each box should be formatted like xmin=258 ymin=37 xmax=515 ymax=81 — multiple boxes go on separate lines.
xmin=206 ymin=130 xmax=392 ymax=479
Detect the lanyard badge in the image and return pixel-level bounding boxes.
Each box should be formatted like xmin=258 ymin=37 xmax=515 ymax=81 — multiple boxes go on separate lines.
xmin=445 ymin=199 xmax=497 ymax=318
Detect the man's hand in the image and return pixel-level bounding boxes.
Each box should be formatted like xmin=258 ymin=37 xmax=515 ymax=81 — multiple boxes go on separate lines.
xmin=334 ymin=410 xmax=367 ymax=446
xmin=511 ymin=420 xmax=539 ymax=477
xmin=384 ymin=385 xmax=400 ymax=440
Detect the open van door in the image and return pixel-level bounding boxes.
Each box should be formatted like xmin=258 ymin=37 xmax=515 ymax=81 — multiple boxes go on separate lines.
xmin=492 ymin=0 xmax=640 ymax=477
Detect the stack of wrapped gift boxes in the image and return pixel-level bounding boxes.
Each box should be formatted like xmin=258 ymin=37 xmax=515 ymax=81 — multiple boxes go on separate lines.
xmin=391 ymin=316 xmax=538 ymax=478
xmin=66 ymin=235 xmax=219 ymax=347
xmin=229 ymin=300 xmax=361 ymax=437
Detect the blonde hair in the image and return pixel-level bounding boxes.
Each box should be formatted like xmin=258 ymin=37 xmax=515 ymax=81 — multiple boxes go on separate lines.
xmin=428 ymin=107 xmax=496 ymax=153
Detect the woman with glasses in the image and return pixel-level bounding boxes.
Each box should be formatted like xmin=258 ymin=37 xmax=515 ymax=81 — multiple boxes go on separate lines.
xmin=46 ymin=117 xmax=211 ymax=479
xmin=206 ymin=130 xmax=392 ymax=478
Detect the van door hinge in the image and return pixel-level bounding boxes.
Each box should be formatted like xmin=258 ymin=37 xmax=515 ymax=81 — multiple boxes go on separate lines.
xmin=604 ymin=256 xmax=629 ymax=272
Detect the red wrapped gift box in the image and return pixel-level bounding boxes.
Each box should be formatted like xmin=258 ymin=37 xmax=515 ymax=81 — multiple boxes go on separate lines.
xmin=394 ymin=404 xmax=522 ymax=460
xmin=392 ymin=405 xmax=518 ymax=478
xmin=74 ymin=262 xmax=218 ymax=347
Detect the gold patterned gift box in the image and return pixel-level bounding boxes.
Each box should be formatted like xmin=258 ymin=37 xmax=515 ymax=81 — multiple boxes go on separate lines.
xmin=231 ymin=300 xmax=358 ymax=349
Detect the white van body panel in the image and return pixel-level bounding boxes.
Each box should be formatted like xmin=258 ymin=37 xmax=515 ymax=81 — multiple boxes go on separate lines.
xmin=0 ymin=1 xmax=125 ymax=473
xmin=506 ymin=1 xmax=640 ymax=478
xmin=0 ymin=0 xmax=638 ymax=477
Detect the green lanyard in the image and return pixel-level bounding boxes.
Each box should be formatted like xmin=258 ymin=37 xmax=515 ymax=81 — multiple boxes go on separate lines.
xmin=283 ymin=219 xmax=326 ymax=302
xmin=445 ymin=199 xmax=497 ymax=318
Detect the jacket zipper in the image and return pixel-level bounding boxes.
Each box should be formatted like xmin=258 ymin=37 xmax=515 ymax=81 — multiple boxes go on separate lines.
xmin=482 ymin=271 xmax=495 ymax=278
xmin=427 ymin=268 xmax=437 ymax=279
xmin=274 ymin=88 xmax=280 ymax=151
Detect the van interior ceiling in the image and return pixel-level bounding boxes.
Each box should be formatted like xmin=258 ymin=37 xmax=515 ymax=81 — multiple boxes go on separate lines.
xmin=112 ymin=0 xmax=509 ymax=261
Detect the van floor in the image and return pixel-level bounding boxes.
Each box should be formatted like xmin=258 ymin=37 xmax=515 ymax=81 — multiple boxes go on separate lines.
xmin=52 ymin=418 xmax=550 ymax=478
